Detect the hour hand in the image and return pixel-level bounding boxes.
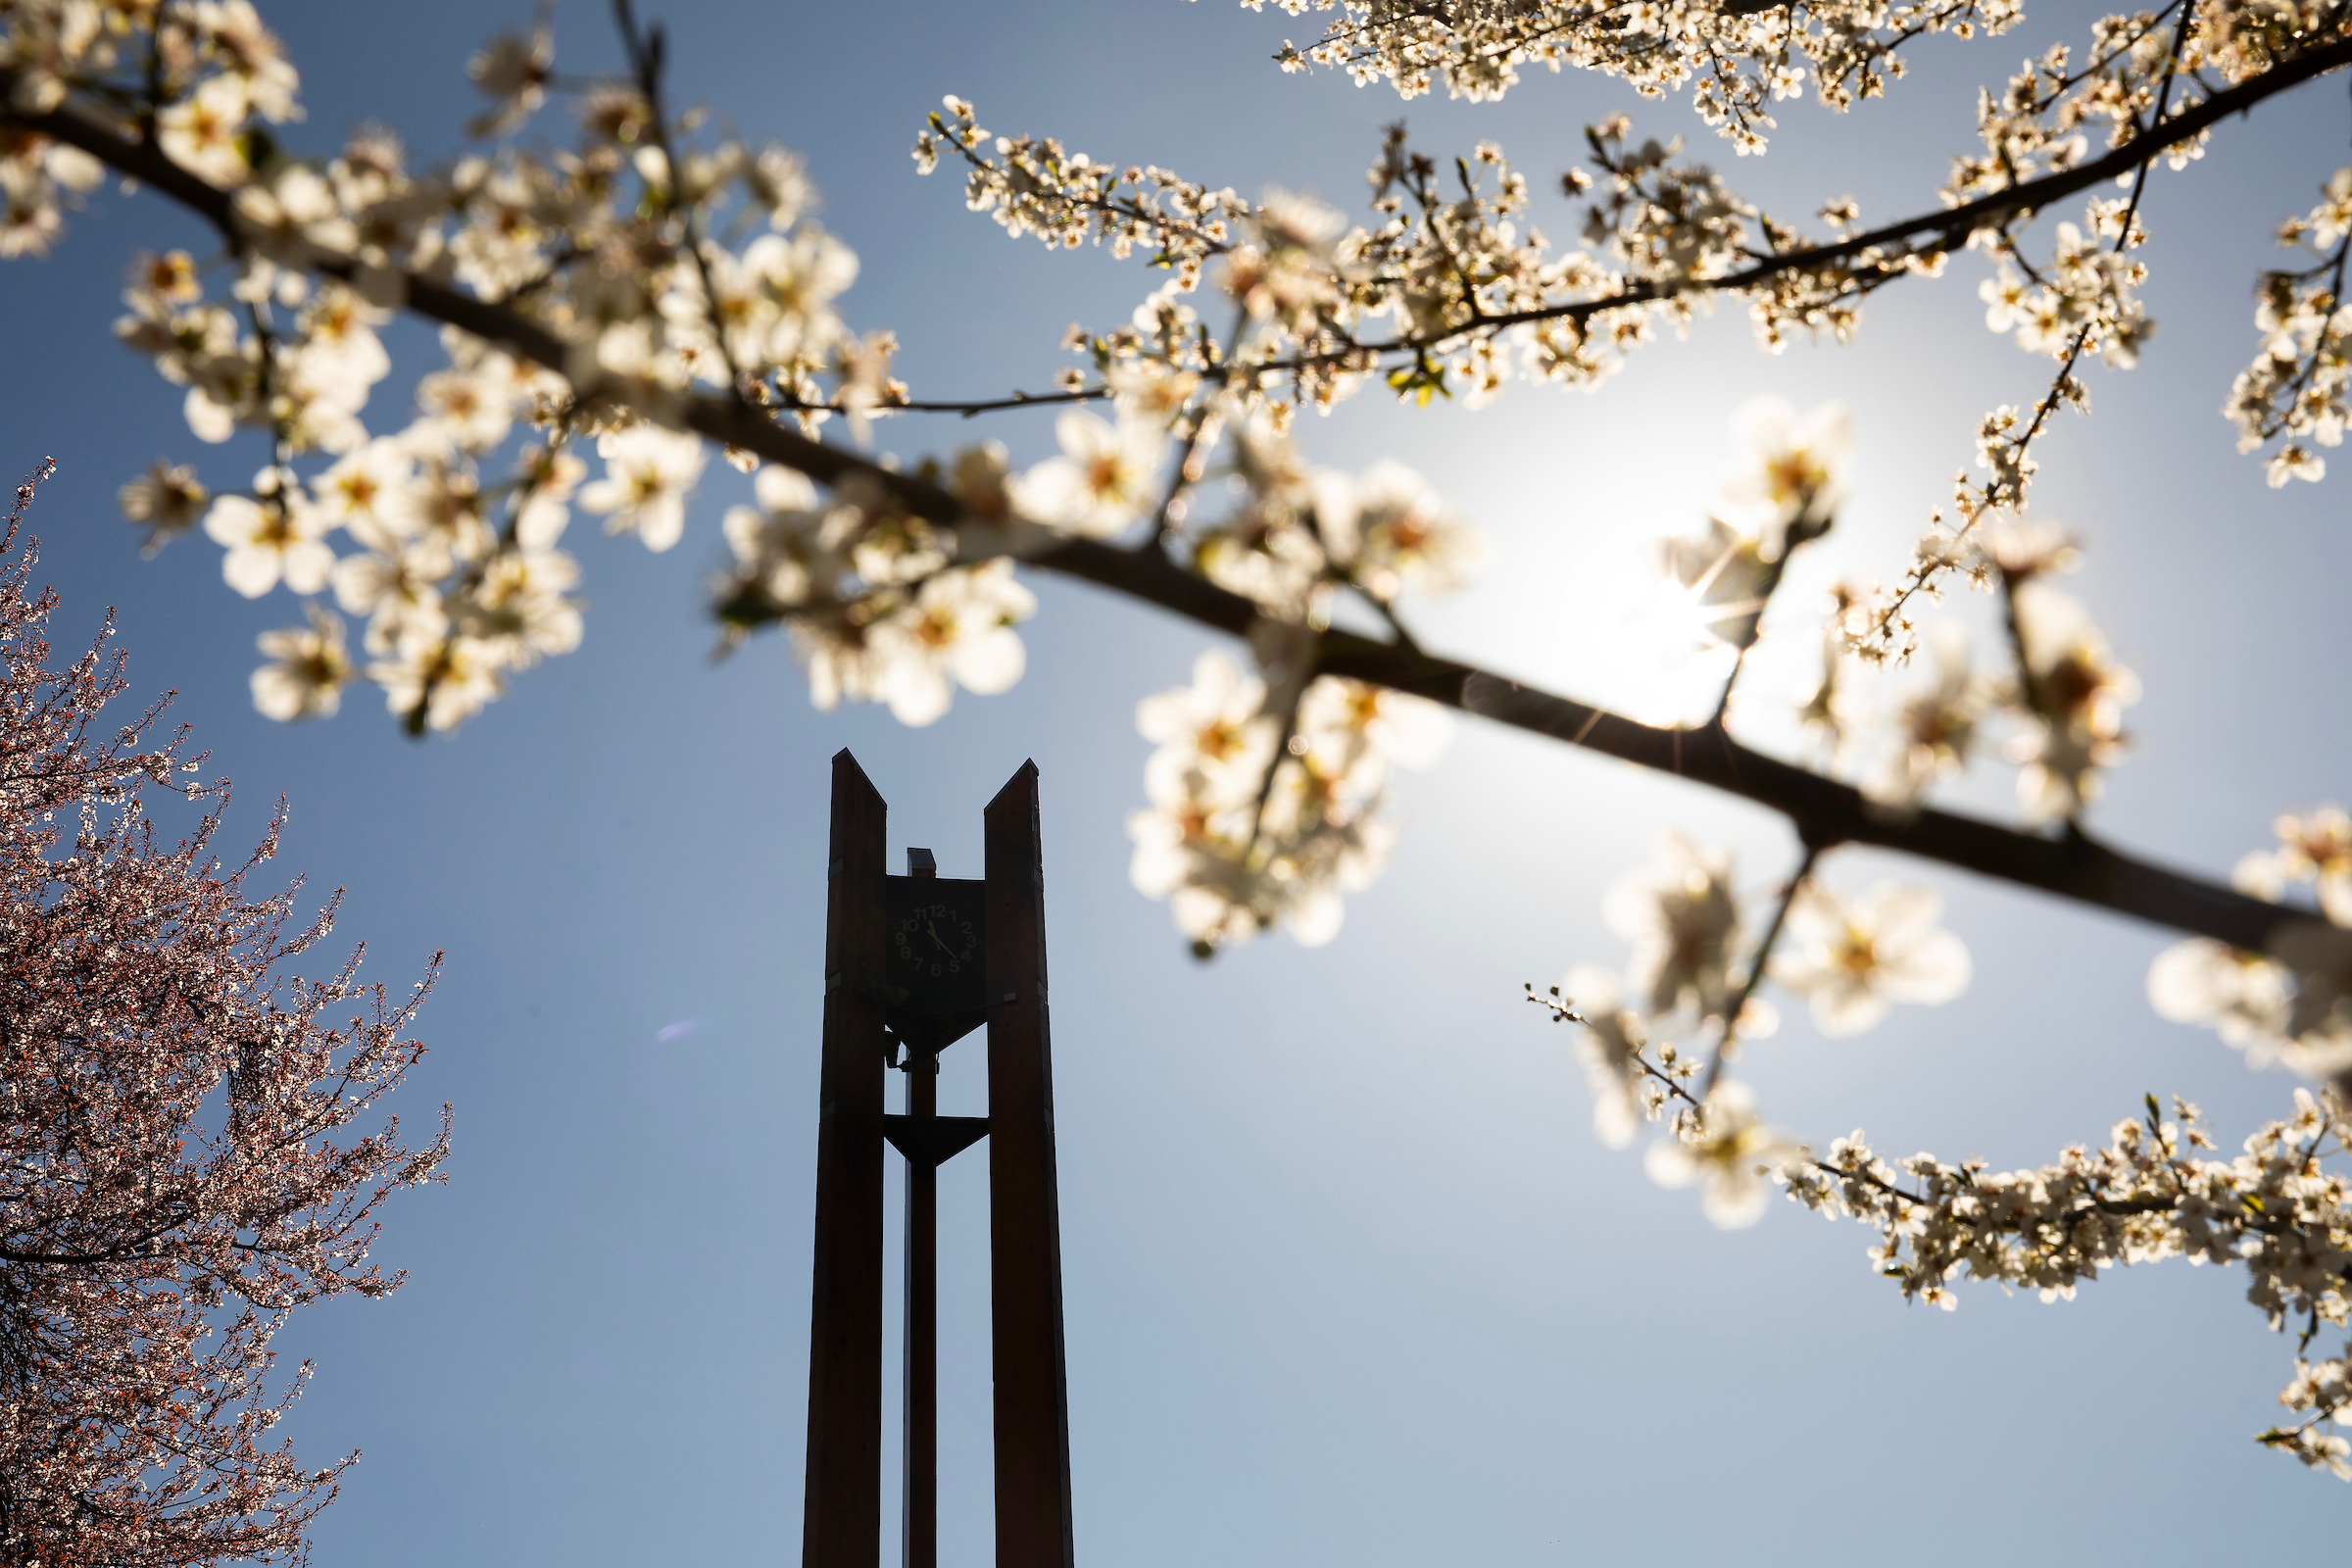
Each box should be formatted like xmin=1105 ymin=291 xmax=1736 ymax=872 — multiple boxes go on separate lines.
xmin=924 ymin=918 xmax=956 ymax=957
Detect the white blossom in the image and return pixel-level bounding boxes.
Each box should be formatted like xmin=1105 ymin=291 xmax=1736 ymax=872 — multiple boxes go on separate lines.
xmin=719 ymin=466 xmax=838 ymax=610
xmin=197 ymin=0 xmax=300 ymax=122
xmin=250 ymin=606 xmax=351 ymax=721
xmin=1645 ymin=1081 xmax=1801 ymax=1228
xmin=862 ymin=561 xmax=1035 ymax=726
xmin=2149 ymin=939 xmax=2295 ymax=1054
xmin=202 ymin=481 xmax=332 ymax=598
xmin=1012 ymin=410 xmax=1165 ymax=539
xmin=1715 ymin=397 xmax=1852 ymax=558
xmin=1135 ymin=650 xmax=1277 ymax=808
xmin=662 ymin=227 xmax=858 ymax=374
xmin=2008 ymin=584 xmax=2137 ymax=822
xmin=416 ymin=349 xmax=524 ymax=453
xmin=1603 ymin=835 xmax=1742 ymax=1020
xmin=454 ymin=549 xmax=583 ymax=670
xmin=1560 ymin=964 xmax=1646 ymax=1149
xmin=1126 ymin=656 xmax=1417 ymax=955
xmin=513 ymin=442 xmax=586 ymax=551
xmin=1863 ymin=623 xmax=1989 ymax=808
xmin=2274 ymin=808 xmax=2352 ymax=927
xmin=466 ymin=23 xmax=553 ymax=138
xmin=580 ymin=424 xmax=708 ymax=552
xmin=1321 ymin=460 xmax=1482 ymax=602
xmin=330 ymin=536 xmax=450 ymax=656
xmin=157 ymin=74 xmax=252 ymax=187
xmin=1773 ymin=882 xmax=1972 ymax=1037
xmin=368 ymin=629 xmax=505 ymax=732
xmin=302 ymin=436 xmax=416 ymax=545
xmin=117 ymin=460 xmax=209 ymax=556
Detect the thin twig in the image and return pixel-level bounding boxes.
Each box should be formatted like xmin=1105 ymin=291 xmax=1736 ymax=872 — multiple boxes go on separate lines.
xmin=1699 ymin=841 xmax=1819 ymax=1099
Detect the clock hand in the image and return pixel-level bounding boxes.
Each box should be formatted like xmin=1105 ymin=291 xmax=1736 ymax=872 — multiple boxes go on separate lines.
xmin=924 ymin=918 xmax=956 ymax=958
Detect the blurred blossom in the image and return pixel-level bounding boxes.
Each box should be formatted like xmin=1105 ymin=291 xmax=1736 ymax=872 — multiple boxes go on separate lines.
xmin=1603 ymin=835 xmax=1741 ymax=1020
xmin=2007 ymin=583 xmax=2137 ymax=822
xmin=1560 ymin=964 xmax=1646 ymax=1149
xmin=117 ymin=460 xmax=209 ymax=556
xmin=1863 ymin=624 xmax=1992 ymax=808
xmin=250 ymin=606 xmax=352 ymax=722
xmin=1772 ymin=881 xmax=1971 ymax=1037
xmin=1126 ymin=653 xmax=1444 ymax=956
xmin=2273 ymin=808 xmax=2352 ymax=925
xmin=581 ymin=424 xmax=709 ymax=552
xmin=1011 ymin=410 xmax=1164 ymax=538
xmin=203 ymin=480 xmax=332 ymax=599
xmin=1318 ymin=460 xmax=1483 ymax=603
xmin=1644 ymin=1081 xmax=1800 ymax=1229
xmin=863 ymin=561 xmax=1035 ymax=726
xmin=1715 ymin=397 xmax=1851 ymax=559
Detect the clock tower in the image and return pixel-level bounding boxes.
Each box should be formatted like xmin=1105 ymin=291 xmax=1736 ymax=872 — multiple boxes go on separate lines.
xmin=803 ymin=751 xmax=1075 ymax=1568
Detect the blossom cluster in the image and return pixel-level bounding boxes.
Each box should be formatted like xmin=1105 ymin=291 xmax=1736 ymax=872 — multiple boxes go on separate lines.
xmin=0 ymin=76 xmax=98 ymax=256
xmin=3 ymin=1 xmax=1066 ymax=731
xmin=1102 ymin=408 xmax=1474 ymax=951
xmin=922 ymin=105 xmax=1938 ymax=415
xmin=1543 ymin=408 xmax=2128 ymax=1218
xmin=2226 ymin=169 xmax=2352 ymax=487
xmin=1088 ymin=386 xmax=1482 ymax=953
xmin=1549 ymin=832 xmax=1969 ymax=1182
xmin=1781 ymin=1093 xmax=2352 ymax=1481
xmin=1536 ymin=951 xmax=2352 ymax=1480
xmin=1520 ymin=398 xmax=2352 ymax=1480
xmin=1126 ymin=646 xmax=1446 ymax=954
xmin=1523 ymin=389 xmax=2352 ymax=1481
xmin=1250 ymin=0 xmax=2027 ymax=151
xmin=1623 ymin=398 xmax=2140 ymax=822
xmin=2149 ymin=807 xmax=2352 ymax=1087
xmin=710 ymin=460 xmax=1035 ymax=726
xmin=1836 ymin=3 xmax=2352 ymax=652
xmin=9 ymin=3 xmax=1498 ymax=748
xmin=11 ymin=0 xmax=2328 ymax=763
xmin=931 ymin=7 xmax=2351 ymax=671
xmin=915 ymin=94 xmax=1251 ymax=297
xmin=1814 ymin=510 xmax=2142 ymax=820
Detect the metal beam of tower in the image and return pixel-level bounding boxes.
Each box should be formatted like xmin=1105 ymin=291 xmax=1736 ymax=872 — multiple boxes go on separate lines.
xmin=803 ymin=752 xmax=888 ymax=1568
xmin=985 ymin=763 xmax=1076 ymax=1568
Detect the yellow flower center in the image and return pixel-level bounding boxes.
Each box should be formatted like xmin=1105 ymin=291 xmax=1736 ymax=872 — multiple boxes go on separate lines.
xmin=1767 ymin=451 xmax=1825 ymax=506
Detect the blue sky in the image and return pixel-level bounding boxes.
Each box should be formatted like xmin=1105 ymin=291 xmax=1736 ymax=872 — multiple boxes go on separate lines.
xmin=4 ymin=1 xmax=2349 ymax=1561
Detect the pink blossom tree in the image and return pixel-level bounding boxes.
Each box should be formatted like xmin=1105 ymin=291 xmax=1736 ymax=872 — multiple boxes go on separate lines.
xmin=0 ymin=463 xmax=447 ymax=1566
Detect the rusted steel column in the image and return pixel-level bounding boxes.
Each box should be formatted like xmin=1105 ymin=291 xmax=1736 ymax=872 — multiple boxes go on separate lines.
xmin=902 ymin=1039 xmax=939 ymax=1568
xmin=982 ymin=761 xmax=1076 ymax=1568
xmin=803 ymin=750 xmax=886 ymax=1568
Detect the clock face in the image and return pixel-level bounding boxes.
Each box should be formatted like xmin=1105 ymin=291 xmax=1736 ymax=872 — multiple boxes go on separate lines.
xmin=882 ymin=875 xmax=988 ymax=1019
xmin=893 ymin=901 xmax=978 ymax=981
